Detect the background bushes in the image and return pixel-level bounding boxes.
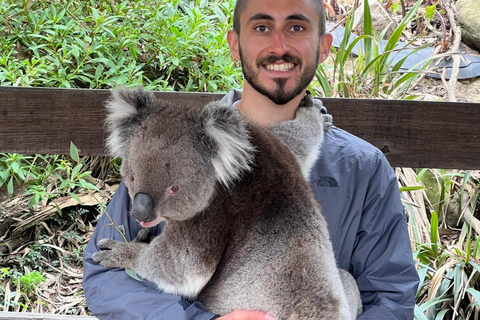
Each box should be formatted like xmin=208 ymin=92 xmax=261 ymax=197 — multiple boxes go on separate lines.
xmin=0 ymin=0 xmax=242 ymax=91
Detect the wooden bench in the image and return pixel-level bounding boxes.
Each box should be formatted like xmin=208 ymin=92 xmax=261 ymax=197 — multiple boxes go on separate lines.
xmin=0 ymin=312 xmax=96 ymax=319
xmin=0 ymin=86 xmax=479 ymax=319
xmin=1 ymin=86 xmax=479 ymax=169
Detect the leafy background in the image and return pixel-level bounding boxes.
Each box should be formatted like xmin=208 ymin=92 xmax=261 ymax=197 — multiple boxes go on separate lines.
xmin=1 ymin=0 xmax=479 ymax=318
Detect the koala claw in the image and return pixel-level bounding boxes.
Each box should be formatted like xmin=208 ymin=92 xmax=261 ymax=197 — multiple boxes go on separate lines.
xmin=93 ymin=239 xmax=137 ymax=270
xmin=133 ymin=228 xmax=151 ymax=243
xmin=97 ymin=238 xmax=120 ymax=250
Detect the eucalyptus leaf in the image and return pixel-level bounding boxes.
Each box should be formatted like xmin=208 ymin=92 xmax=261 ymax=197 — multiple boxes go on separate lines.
xmin=125 ymin=269 xmax=144 ymax=282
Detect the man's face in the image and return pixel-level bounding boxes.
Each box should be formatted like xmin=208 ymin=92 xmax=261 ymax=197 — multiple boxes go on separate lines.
xmin=228 ymin=0 xmax=331 ymax=105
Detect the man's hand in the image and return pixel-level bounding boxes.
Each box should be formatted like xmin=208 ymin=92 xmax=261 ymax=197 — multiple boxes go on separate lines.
xmin=217 ymin=310 xmax=275 ymax=320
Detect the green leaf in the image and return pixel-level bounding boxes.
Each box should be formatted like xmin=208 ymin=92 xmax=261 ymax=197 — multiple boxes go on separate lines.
xmin=208 ymin=80 xmax=217 ymax=91
xmin=69 ymin=192 xmax=82 ymax=204
xmin=125 ymin=269 xmax=144 ymax=282
xmin=59 ymin=178 xmax=70 ymax=190
xmin=114 ymin=224 xmax=127 ymax=241
xmin=363 ymin=0 xmax=373 ymax=64
xmin=434 ymin=309 xmax=449 ymax=320
xmin=425 ymin=5 xmax=436 ymax=21
xmin=414 ymin=305 xmax=428 ymax=320
xmin=400 ymin=186 xmax=426 ymax=192
xmin=470 ymin=260 xmax=480 ymax=273
xmin=70 ymin=142 xmax=80 ymax=163
xmin=430 ymin=211 xmax=438 ymax=254
xmin=170 ymin=56 xmax=179 ymax=66
xmin=84 ymin=182 xmax=100 ymax=191
xmin=72 ymin=163 xmax=83 ymax=176
xmin=416 ymin=267 xmax=428 ymax=298
xmin=54 ymin=203 xmax=62 ymax=216
xmin=466 ymin=288 xmax=480 ymax=306
xmin=417 ymin=296 xmax=453 ymax=312
xmin=452 ymin=264 xmax=462 ymax=305
xmin=89 ymin=58 xmax=111 ymax=64
xmin=465 ymin=224 xmax=472 ymax=264
xmin=315 ymin=65 xmax=332 ymax=97
xmin=7 ymin=178 xmax=13 ymax=196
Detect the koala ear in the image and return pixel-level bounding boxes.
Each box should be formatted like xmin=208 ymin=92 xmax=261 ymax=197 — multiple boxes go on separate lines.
xmin=105 ymin=87 xmax=156 ymax=158
xmin=197 ymin=102 xmax=255 ymax=188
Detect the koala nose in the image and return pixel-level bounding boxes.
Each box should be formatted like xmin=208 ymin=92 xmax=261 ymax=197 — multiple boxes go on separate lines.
xmin=132 ymin=193 xmax=155 ymax=223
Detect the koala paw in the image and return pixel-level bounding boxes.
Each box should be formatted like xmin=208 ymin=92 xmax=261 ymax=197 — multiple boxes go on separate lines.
xmin=133 ymin=228 xmax=152 ymax=243
xmin=92 ymin=239 xmax=137 ymax=270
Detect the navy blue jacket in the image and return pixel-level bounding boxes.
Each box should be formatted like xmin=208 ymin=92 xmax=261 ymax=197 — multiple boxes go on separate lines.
xmin=83 ymin=90 xmax=419 ymax=319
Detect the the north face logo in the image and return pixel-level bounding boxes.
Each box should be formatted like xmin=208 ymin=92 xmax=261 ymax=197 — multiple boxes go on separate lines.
xmin=313 ymin=176 xmax=338 ymax=188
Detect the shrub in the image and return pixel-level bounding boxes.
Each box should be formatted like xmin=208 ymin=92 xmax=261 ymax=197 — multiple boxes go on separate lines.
xmin=0 ymin=0 xmax=242 ymax=92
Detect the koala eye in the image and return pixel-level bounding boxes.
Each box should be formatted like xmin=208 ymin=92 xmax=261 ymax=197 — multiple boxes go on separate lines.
xmin=166 ymin=185 xmax=179 ymax=195
xmin=129 ymin=175 xmax=135 ymax=182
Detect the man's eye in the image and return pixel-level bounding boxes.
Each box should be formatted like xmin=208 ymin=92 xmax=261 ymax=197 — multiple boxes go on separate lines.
xmin=290 ymin=25 xmax=305 ymax=32
xmin=255 ymin=25 xmax=270 ymax=32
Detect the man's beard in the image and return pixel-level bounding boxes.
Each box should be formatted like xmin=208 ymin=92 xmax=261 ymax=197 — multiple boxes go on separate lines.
xmin=239 ymin=47 xmax=319 ymax=105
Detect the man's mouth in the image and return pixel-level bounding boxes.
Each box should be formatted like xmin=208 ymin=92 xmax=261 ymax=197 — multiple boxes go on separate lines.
xmin=265 ymin=62 xmax=295 ymax=72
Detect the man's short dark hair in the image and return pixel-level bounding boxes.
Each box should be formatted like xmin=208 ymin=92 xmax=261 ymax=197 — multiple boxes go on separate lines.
xmin=232 ymin=0 xmax=326 ymax=36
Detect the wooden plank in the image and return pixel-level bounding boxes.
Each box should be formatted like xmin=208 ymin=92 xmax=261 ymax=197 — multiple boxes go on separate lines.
xmin=0 ymin=311 xmax=97 ymax=320
xmin=325 ymin=97 xmax=480 ymax=169
xmin=1 ymin=86 xmax=479 ymax=169
xmin=0 ymin=86 xmax=222 ymax=157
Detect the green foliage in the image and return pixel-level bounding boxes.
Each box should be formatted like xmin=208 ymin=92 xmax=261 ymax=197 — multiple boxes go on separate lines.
xmin=0 ymin=0 xmax=241 ymax=92
xmin=19 ymin=271 xmax=46 ymax=296
xmin=400 ymin=168 xmax=480 ymax=319
xmin=311 ymin=0 xmax=431 ymax=99
xmin=0 ymin=153 xmax=34 ymax=196
xmin=0 ymin=268 xmax=47 ymax=311
xmin=0 ymin=143 xmax=98 ymax=208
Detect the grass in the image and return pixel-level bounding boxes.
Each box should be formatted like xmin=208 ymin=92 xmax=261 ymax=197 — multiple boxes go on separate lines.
xmin=311 ymin=0 xmax=433 ymax=99
xmin=398 ymin=168 xmax=480 ymax=319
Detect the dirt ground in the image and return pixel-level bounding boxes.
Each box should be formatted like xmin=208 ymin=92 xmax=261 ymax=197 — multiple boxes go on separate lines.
xmin=411 ymin=77 xmax=480 ymax=103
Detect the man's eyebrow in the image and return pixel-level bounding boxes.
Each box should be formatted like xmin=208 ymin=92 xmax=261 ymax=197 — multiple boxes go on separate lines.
xmin=248 ymin=13 xmax=274 ymax=23
xmin=247 ymin=13 xmax=312 ymax=24
xmin=286 ymin=14 xmax=312 ymax=23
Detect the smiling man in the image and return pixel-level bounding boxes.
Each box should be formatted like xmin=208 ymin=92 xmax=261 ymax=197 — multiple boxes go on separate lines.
xmin=83 ymin=0 xmax=419 ymax=319
xmin=228 ymin=0 xmax=332 ymax=125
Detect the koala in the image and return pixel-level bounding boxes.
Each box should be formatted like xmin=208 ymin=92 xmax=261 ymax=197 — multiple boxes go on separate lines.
xmin=93 ymin=88 xmax=362 ymax=319
xmin=267 ymin=91 xmax=325 ymax=180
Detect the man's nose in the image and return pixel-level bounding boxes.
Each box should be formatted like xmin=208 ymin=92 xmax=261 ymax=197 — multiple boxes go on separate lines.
xmin=270 ymin=30 xmax=289 ymax=56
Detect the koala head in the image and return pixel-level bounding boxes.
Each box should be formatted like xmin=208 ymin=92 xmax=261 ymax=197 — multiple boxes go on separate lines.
xmin=105 ymin=88 xmax=255 ymax=227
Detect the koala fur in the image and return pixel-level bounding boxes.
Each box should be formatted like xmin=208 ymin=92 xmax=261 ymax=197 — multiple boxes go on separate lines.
xmin=93 ymin=88 xmax=362 ymax=319
xmin=267 ymin=91 xmax=325 ymax=180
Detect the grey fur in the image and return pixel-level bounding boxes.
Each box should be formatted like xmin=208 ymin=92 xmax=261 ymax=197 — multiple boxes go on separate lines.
xmin=267 ymin=92 xmax=324 ymax=180
xmin=93 ymin=88 xmax=361 ymax=319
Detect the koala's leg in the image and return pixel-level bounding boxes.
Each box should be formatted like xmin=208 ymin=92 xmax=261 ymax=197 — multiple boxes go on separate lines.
xmin=93 ymin=227 xmax=219 ymax=300
xmin=267 ymin=95 xmax=324 ymax=180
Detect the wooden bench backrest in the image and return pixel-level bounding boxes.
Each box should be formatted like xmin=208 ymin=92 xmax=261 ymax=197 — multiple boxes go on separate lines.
xmin=1 ymin=86 xmax=480 ymax=169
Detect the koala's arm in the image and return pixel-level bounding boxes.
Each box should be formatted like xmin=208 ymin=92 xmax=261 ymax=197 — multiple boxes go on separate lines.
xmin=267 ymin=94 xmax=325 ymax=180
xmin=83 ymin=181 xmax=217 ymax=320
xmin=93 ymin=222 xmax=220 ymax=300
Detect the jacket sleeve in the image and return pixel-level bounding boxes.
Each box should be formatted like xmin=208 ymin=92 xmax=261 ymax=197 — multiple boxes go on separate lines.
xmin=353 ymin=154 xmax=419 ymax=320
xmin=83 ymin=181 xmax=218 ymax=320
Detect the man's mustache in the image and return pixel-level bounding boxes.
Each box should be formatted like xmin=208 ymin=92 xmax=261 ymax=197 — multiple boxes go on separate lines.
xmin=257 ymin=54 xmax=301 ymax=66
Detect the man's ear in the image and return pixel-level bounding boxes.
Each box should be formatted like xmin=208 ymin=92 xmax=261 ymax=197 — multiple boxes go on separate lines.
xmin=227 ymin=29 xmax=240 ymax=60
xmin=318 ymin=33 xmax=333 ymax=64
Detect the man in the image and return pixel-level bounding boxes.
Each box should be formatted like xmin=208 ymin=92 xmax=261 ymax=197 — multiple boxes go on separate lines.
xmin=83 ymin=0 xmax=419 ymax=319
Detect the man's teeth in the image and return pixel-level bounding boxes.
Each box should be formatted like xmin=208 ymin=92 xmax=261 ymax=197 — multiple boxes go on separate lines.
xmin=266 ymin=63 xmax=295 ymax=71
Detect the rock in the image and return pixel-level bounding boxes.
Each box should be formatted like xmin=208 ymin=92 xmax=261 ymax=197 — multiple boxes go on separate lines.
xmin=353 ymin=0 xmax=397 ymax=38
xmin=456 ymin=0 xmax=480 ymax=51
